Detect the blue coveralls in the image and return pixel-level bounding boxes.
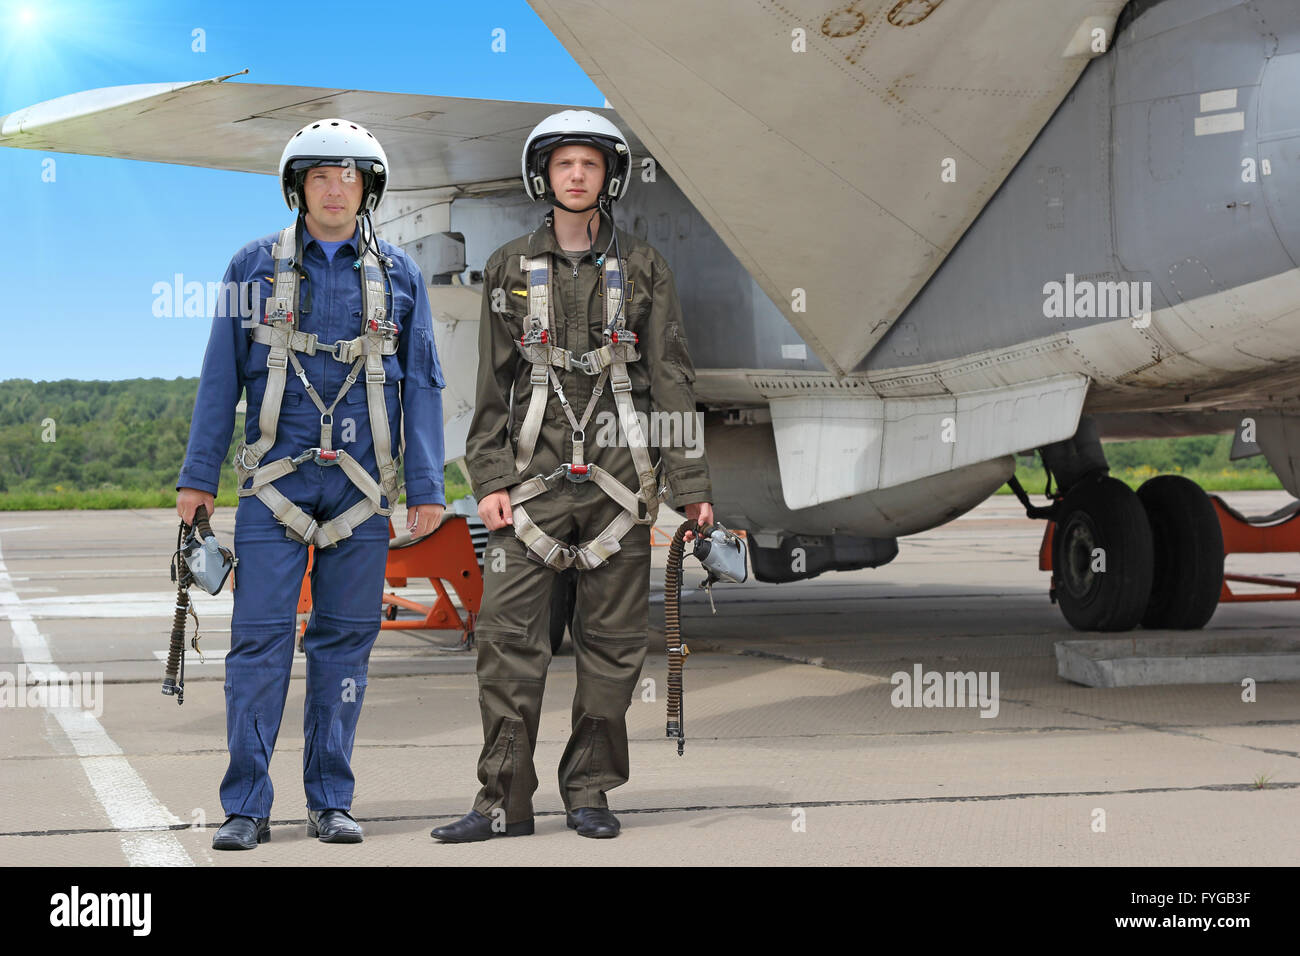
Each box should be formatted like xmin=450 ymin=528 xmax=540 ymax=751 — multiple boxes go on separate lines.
xmin=178 ymin=220 xmax=446 ymax=817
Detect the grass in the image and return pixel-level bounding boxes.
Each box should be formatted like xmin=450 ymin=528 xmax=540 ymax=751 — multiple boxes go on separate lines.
xmin=0 ymin=478 xmax=473 ymax=512
xmin=1000 ymin=463 xmax=1284 ymax=496
xmin=0 ymin=456 xmax=1280 ymax=512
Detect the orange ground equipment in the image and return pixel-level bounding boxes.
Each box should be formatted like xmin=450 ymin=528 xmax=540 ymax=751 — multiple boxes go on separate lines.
xmin=1039 ymin=494 xmax=1300 ymax=604
xmin=1209 ymin=495 xmax=1300 ymax=603
xmin=295 ymin=515 xmax=483 ymax=646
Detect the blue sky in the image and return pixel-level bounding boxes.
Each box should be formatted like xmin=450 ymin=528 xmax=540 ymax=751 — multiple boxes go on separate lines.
xmin=0 ymin=0 xmax=603 ymax=381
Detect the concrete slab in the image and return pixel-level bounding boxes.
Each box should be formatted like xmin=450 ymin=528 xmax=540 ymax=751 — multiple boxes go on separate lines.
xmin=1057 ymin=635 xmax=1300 ymax=687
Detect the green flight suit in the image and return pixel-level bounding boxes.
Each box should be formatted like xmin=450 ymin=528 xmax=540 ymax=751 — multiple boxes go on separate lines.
xmin=464 ymin=213 xmax=712 ymax=821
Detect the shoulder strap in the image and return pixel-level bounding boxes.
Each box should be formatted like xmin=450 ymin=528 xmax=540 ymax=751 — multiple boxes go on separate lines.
xmin=514 ymin=254 xmax=552 ymax=473
xmin=235 ymin=223 xmax=299 ymax=476
xmin=602 ymin=254 xmax=659 ymax=520
xmin=361 ymin=243 xmax=400 ymax=505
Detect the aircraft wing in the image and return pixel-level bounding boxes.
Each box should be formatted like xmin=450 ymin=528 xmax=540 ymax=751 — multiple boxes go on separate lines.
xmin=530 ymin=0 xmax=1128 ymax=376
xmin=0 ymin=71 xmax=639 ymax=193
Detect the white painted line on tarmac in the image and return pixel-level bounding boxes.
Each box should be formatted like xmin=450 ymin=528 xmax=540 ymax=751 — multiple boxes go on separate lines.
xmin=0 ymin=540 xmax=192 ymax=866
xmin=151 ymin=649 xmax=228 ymax=663
xmin=17 ymin=591 xmax=233 ymax=619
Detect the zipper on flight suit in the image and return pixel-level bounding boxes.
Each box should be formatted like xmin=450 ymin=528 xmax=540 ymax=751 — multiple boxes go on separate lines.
xmin=496 ymin=725 xmax=517 ymax=819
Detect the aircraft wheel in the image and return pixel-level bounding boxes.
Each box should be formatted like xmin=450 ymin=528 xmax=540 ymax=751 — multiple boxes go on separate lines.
xmin=1053 ymin=476 xmax=1153 ymax=631
xmin=549 ymin=569 xmax=578 ymax=653
xmin=1137 ymin=475 xmax=1224 ymax=629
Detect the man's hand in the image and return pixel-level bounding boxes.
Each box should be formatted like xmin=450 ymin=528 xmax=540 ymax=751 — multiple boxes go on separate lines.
xmin=407 ymin=504 xmax=445 ymax=538
xmin=177 ymin=487 xmax=215 ymax=525
xmin=683 ymin=501 xmax=714 ymax=543
xmin=478 ymin=490 xmax=514 ymax=531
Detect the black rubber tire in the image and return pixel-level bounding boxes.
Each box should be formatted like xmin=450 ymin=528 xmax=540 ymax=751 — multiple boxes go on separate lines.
xmin=1137 ymin=475 xmax=1224 ymax=629
xmin=1052 ymin=475 xmax=1154 ymax=631
xmin=549 ymin=569 xmax=578 ymax=653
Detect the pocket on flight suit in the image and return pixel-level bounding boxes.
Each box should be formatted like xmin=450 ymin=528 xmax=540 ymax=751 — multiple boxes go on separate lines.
xmin=573 ymin=526 xmax=651 ymax=680
xmin=410 ymin=322 xmax=445 ymax=389
xmin=475 ymin=530 xmax=537 ymax=646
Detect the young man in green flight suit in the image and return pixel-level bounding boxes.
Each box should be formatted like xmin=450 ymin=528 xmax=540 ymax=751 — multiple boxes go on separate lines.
xmin=431 ymin=110 xmax=713 ymax=842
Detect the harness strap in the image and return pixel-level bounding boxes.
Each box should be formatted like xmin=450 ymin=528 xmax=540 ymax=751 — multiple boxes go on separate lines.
xmin=503 ymin=250 xmax=668 ymax=570
xmin=509 ymin=499 xmax=637 ymax=571
xmin=249 ymin=324 xmax=398 ymax=361
xmin=516 ymin=339 xmax=639 ymax=372
xmin=236 ymin=225 xmax=299 ymax=476
xmin=233 ymin=219 xmax=402 ymax=548
xmin=609 ymin=361 xmax=660 ymax=525
xmin=250 ymin=476 xmax=382 ymax=549
xmin=514 ymin=256 xmax=551 ymax=473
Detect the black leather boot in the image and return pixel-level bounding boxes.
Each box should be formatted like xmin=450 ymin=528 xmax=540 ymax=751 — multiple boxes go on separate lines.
xmin=212 ymin=814 xmax=270 ymax=850
xmin=307 ymin=808 xmax=363 ymax=843
xmin=430 ymin=809 xmax=534 ymax=843
xmin=566 ymin=807 xmax=620 ymax=838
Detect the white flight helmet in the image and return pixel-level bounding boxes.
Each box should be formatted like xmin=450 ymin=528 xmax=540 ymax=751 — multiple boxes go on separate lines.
xmin=521 ymin=110 xmax=631 ymax=208
xmin=279 ymin=118 xmax=389 ymax=213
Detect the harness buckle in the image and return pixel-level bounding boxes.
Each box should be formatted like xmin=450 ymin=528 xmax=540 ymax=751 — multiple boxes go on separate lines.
xmin=609 ymin=330 xmax=638 ymax=345
xmin=542 ymin=541 xmax=580 ymax=569
xmin=265 ymin=352 xmax=289 ymax=370
xmin=366 ymin=366 xmax=386 ymax=384
xmin=563 ymin=463 xmax=591 ymax=483
xmin=293 ymin=447 xmax=340 ymax=467
xmin=267 ymin=297 xmax=294 ymax=325
xmin=521 ymin=328 xmax=549 ymax=346
xmin=610 ymin=377 xmax=632 ymax=393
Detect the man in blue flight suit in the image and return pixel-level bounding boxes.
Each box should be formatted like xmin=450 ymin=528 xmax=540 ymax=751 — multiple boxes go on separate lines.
xmin=176 ymin=119 xmax=446 ymax=849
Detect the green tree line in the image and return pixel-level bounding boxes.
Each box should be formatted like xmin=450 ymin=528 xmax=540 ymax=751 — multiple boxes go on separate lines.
xmin=0 ymin=378 xmax=1282 ymax=509
xmin=0 ymin=378 xmax=470 ymax=509
xmin=1010 ymin=432 xmax=1280 ymax=495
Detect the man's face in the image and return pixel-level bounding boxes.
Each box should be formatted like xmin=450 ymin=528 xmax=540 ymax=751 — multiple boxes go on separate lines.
xmin=548 ymin=144 xmax=606 ymax=209
xmin=301 ymin=163 xmax=364 ymax=231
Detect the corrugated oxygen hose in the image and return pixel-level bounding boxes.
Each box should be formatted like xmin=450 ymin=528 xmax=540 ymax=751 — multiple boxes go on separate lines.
xmin=162 ymin=588 xmax=190 ymax=705
xmin=664 ymin=518 xmax=698 ymax=756
xmin=162 ymin=505 xmax=213 ymax=704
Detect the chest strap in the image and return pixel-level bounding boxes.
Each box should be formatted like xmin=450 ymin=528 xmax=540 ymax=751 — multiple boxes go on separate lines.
xmin=232 ymin=220 xmax=403 ymax=549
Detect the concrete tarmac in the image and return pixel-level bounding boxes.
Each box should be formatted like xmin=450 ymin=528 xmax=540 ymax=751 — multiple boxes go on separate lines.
xmin=1 ymin=492 xmax=1297 ymax=866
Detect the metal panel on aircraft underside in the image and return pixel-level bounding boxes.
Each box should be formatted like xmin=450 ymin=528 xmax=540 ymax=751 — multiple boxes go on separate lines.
xmin=528 ymin=0 xmax=1127 ymax=376
xmin=768 ymin=374 xmax=1089 ymax=510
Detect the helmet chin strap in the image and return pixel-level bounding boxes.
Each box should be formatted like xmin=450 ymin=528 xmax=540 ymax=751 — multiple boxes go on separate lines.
xmin=552 ymin=192 xmax=602 ymax=215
